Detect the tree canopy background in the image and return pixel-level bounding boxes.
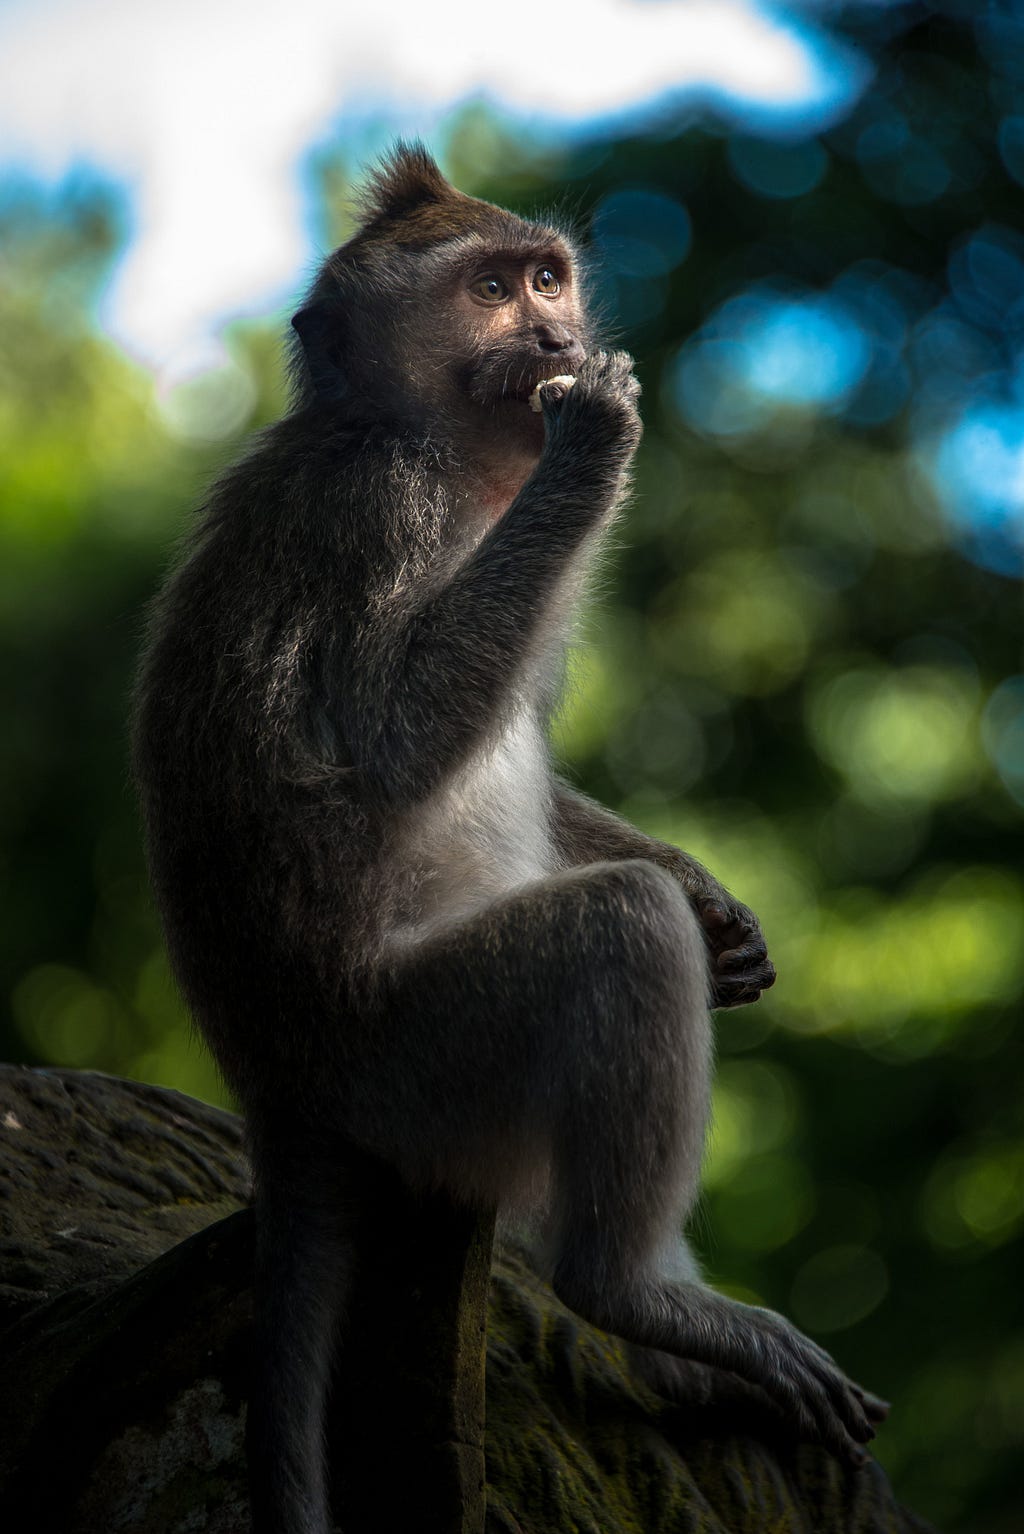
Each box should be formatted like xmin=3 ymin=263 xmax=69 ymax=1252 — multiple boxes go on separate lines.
xmin=1 ymin=3 xmax=1021 ymax=1531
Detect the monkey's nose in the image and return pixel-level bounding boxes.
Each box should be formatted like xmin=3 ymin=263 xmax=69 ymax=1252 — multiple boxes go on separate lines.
xmin=535 ymin=324 xmax=582 ymax=361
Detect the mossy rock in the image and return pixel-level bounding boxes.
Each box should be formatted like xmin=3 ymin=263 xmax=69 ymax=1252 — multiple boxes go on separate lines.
xmin=0 ymin=1066 xmax=935 ymax=1532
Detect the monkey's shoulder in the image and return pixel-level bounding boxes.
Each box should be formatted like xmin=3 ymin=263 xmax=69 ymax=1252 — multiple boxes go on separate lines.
xmin=189 ymin=411 xmax=445 ymax=570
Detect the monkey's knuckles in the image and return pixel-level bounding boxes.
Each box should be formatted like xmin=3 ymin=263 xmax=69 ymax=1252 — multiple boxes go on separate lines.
xmin=569 ymin=350 xmax=643 ymax=436
xmin=702 ymin=905 xmax=775 ymax=1006
xmin=715 ymin=938 xmax=769 ymax=970
xmin=697 ymin=897 xmax=758 ymax=944
xmin=578 ymin=347 xmax=638 ymax=386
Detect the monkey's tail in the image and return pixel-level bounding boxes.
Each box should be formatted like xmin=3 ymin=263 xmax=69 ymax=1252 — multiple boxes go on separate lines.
xmin=247 ymin=1130 xmax=361 ymax=1534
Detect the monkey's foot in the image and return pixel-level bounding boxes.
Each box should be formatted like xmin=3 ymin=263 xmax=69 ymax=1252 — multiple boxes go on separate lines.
xmin=554 ymin=1274 xmax=888 ymax=1467
xmin=690 ymin=1295 xmax=890 ymax=1466
xmin=630 ymin=1346 xmax=890 ymax=1466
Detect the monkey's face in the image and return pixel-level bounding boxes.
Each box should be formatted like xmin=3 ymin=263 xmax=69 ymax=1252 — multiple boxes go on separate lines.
xmin=292 ymin=218 xmax=591 ymax=469
xmin=402 ymin=237 xmax=589 ymax=454
xmin=454 ymin=248 xmax=586 ymax=407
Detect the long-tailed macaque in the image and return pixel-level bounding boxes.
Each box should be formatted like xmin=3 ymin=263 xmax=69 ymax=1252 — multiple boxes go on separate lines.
xmin=132 ymin=145 xmax=886 ymax=1534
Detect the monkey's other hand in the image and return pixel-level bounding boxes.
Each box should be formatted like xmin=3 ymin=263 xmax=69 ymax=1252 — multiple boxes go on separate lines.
xmin=697 ymin=895 xmax=776 ymax=1008
xmin=539 ymin=349 xmax=642 ymax=457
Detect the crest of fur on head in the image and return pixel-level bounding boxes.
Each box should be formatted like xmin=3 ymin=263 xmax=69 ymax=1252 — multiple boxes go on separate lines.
xmin=351 ymin=141 xmax=496 ymax=248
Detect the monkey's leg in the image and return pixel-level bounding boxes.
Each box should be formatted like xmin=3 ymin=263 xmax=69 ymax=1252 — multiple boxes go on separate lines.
xmin=246 ymin=1127 xmax=361 ymax=1534
xmin=338 ymin=860 xmax=878 ymax=1464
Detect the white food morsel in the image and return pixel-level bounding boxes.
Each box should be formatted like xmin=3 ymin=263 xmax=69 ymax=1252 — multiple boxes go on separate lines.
xmin=529 ymin=375 xmax=577 ymax=412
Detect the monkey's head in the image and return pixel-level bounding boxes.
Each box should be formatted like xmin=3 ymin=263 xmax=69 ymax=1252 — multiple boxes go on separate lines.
xmin=291 ymin=144 xmax=591 ymax=455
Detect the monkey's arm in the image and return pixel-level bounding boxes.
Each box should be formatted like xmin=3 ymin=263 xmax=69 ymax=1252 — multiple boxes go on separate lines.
xmin=550 ymin=781 xmax=775 ymax=1008
xmin=347 ymin=353 xmax=640 ymax=805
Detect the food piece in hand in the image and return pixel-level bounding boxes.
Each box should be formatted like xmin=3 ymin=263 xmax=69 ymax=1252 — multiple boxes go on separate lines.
xmin=529 ymin=375 xmax=577 ymax=411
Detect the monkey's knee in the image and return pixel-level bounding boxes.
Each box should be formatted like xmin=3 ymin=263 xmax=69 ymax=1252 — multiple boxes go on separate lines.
xmin=583 ymin=860 xmax=708 ymax=1015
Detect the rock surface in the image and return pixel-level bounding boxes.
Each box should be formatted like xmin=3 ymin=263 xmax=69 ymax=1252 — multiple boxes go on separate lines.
xmin=0 ymin=1065 xmax=936 ymax=1533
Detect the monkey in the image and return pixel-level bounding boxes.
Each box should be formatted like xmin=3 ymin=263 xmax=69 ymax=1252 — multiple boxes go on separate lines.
xmin=131 ymin=144 xmax=888 ymax=1534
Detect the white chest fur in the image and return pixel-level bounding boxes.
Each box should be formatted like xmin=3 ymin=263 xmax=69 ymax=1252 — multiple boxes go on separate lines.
xmin=393 ymin=708 xmax=554 ymax=940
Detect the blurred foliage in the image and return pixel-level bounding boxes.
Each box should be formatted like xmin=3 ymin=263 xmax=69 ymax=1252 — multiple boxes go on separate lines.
xmin=2 ymin=3 xmax=1023 ymax=1531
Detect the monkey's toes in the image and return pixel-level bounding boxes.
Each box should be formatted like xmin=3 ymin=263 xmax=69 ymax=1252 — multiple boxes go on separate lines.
xmin=752 ymin=1317 xmax=879 ymax=1464
xmin=853 ymin=1385 xmax=892 ymax=1423
xmin=812 ymin=1367 xmax=881 ymax=1462
xmin=793 ymin=1374 xmax=877 ymax=1466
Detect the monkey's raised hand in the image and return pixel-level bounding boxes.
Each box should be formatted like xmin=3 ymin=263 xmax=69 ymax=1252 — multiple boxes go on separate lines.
xmin=696 ymin=894 xmax=776 ymax=1009
xmin=536 ymin=349 xmax=643 ymax=461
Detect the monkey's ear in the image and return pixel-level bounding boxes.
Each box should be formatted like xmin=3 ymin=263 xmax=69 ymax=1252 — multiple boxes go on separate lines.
xmin=292 ymin=303 xmax=346 ymax=399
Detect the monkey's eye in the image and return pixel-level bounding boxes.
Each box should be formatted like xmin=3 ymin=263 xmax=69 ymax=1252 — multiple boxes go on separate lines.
xmin=470 ymin=275 xmax=510 ymax=303
xmin=533 ymin=267 xmax=560 ymax=296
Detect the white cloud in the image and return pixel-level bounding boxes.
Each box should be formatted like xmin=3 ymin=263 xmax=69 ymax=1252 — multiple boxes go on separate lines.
xmin=0 ymin=0 xmax=861 ymax=365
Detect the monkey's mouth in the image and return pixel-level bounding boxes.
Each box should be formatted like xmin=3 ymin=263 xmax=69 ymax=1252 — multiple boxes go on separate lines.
xmin=509 ymin=364 xmax=579 ymax=403
xmin=467 ymin=359 xmax=578 ymax=410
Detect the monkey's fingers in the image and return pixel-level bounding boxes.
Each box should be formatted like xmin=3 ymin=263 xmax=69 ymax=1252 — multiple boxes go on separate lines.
xmin=577 ymin=348 xmax=640 ymax=392
xmin=716 ymin=941 xmax=771 ymax=974
xmin=711 ymin=952 xmax=776 ymax=1009
xmin=696 ymin=899 xmax=732 ymax=931
xmin=711 ymin=986 xmax=769 ymax=1010
xmin=697 ymin=901 xmax=764 ymax=958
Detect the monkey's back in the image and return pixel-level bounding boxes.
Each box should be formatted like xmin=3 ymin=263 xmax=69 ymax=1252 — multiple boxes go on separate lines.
xmin=133 ymin=419 xmax=410 ymax=1088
